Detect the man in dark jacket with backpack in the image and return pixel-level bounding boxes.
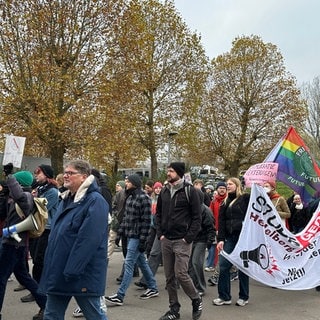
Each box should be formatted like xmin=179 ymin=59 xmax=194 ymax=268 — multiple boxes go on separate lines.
xmin=156 ymin=162 xmax=203 ymax=320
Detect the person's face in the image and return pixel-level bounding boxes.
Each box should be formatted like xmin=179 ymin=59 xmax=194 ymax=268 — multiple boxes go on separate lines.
xmin=115 ymin=184 xmax=123 ymax=192
xmin=293 ymin=195 xmax=301 ymax=204
xmin=167 ymin=168 xmax=180 ymax=183
xmin=34 ymin=168 xmax=47 ymax=184
xmin=154 ymin=186 xmax=162 ymax=195
xmin=63 ymin=166 xmax=87 ymax=194
xmin=194 ymin=183 xmax=203 ymax=190
xmin=217 ymin=186 xmax=227 ymax=196
xmin=263 ymin=183 xmax=273 ymax=194
xmin=144 ymin=185 xmax=153 ymax=195
xmin=125 ymin=180 xmax=134 ymax=190
xmin=226 ymin=180 xmax=237 ymax=193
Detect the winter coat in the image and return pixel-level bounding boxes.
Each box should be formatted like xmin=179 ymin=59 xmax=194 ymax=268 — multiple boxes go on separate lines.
xmin=155 ymin=181 xmax=201 ymax=244
xmin=2 ymin=175 xmax=35 ymax=247
xmin=217 ymin=192 xmax=250 ymax=242
xmin=39 ymin=175 xmax=109 ymax=296
xmin=117 ymin=188 xmax=151 ymax=243
xmin=194 ymin=204 xmax=216 ymax=244
xmin=37 ymin=183 xmax=59 ymax=229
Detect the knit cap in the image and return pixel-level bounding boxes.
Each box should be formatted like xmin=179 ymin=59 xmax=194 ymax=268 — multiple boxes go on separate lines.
xmin=37 ymin=164 xmax=54 ymax=179
xmin=168 ymin=162 xmax=185 ymax=178
xmin=216 ymin=181 xmax=227 ymax=189
xmin=153 ymin=182 xmax=163 ymax=189
xmin=116 ymin=181 xmax=125 ymax=189
xmin=127 ymin=174 xmax=142 ymax=189
xmin=14 ymin=171 xmax=33 ymax=187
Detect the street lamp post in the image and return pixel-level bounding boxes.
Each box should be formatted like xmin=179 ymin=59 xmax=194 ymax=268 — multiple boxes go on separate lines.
xmin=168 ymin=131 xmax=178 ymax=164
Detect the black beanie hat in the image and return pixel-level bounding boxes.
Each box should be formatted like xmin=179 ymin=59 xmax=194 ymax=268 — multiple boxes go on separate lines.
xmin=168 ymin=162 xmax=185 ymax=178
xmin=38 ymin=164 xmax=54 ymax=179
xmin=127 ymin=174 xmax=142 ymax=189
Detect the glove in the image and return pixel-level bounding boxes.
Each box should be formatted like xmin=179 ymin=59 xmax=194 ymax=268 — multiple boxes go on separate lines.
xmin=115 ymin=237 xmax=120 ymax=247
xmin=138 ymin=241 xmax=146 ymax=253
xmin=3 ymin=163 xmax=13 ymax=176
xmin=207 ymin=242 xmax=213 ymax=250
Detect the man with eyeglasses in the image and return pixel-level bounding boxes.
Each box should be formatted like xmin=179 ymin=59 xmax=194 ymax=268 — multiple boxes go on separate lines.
xmin=38 ymin=160 xmax=109 ymax=319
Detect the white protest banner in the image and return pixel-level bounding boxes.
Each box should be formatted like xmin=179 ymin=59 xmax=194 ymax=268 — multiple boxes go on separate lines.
xmin=2 ymin=135 xmax=26 ymax=168
xmin=243 ymin=162 xmax=278 ymax=188
xmin=221 ymin=183 xmax=320 ymax=290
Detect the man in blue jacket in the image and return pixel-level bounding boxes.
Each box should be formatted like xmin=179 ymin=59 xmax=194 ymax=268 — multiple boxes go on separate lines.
xmin=39 ymin=160 xmax=109 ymax=319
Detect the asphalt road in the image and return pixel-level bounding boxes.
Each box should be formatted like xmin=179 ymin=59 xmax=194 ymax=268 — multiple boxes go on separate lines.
xmin=2 ymin=249 xmax=320 ymax=319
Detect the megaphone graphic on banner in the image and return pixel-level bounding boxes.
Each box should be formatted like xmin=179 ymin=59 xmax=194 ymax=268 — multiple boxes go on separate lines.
xmin=2 ymin=214 xmax=39 ymax=243
xmin=240 ymin=244 xmax=269 ymax=270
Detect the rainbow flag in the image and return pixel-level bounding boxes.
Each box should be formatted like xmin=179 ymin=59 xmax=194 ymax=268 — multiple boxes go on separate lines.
xmin=264 ymin=126 xmax=320 ymax=204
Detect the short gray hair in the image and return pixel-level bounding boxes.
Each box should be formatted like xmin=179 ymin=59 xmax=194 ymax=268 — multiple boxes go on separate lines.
xmin=65 ymin=160 xmax=92 ymax=176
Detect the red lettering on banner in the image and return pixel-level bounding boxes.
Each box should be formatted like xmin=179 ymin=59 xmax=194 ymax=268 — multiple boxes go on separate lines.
xmin=296 ymin=213 xmax=320 ymax=247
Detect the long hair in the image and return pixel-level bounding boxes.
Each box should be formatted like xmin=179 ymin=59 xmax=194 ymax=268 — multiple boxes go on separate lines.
xmin=223 ymin=177 xmax=243 ymax=205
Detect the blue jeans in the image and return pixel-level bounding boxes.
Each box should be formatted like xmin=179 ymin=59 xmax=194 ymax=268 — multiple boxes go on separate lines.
xmin=118 ymin=238 xmax=157 ymax=299
xmin=0 ymin=243 xmax=46 ymax=313
xmin=218 ymin=235 xmax=249 ymax=301
xmin=44 ymin=294 xmax=107 ymax=320
xmin=140 ymin=236 xmax=162 ymax=285
xmin=206 ymin=245 xmax=215 ymax=267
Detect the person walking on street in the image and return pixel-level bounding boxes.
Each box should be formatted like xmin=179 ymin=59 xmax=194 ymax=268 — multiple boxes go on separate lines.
xmin=105 ymin=174 xmax=159 ymax=306
xmin=156 ymin=162 xmax=203 ymax=320
xmin=212 ymin=177 xmax=250 ymax=307
xmin=21 ymin=164 xmax=59 ymax=304
xmin=38 ymin=160 xmax=109 ymax=319
xmin=189 ymin=189 xmax=215 ymax=296
xmin=0 ymin=164 xmax=47 ymax=320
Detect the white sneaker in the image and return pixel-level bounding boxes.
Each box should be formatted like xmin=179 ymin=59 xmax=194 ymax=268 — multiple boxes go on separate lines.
xmin=72 ymin=306 xmax=84 ymax=318
xmin=236 ymin=299 xmax=248 ymax=307
xmin=212 ymin=298 xmax=232 ymax=306
xmin=100 ymin=296 xmax=107 ymax=313
xmin=204 ymin=267 xmax=214 ymax=272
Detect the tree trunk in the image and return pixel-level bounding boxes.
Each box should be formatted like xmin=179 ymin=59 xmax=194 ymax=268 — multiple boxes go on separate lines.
xmin=150 ymin=149 xmax=158 ymax=179
xmin=49 ymin=144 xmax=65 ymax=177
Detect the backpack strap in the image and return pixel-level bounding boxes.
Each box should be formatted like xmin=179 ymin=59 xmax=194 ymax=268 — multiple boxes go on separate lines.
xmin=15 ymin=203 xmax=26 ymax=219
xmin=184 ymin=184 xmax=191 ymax=204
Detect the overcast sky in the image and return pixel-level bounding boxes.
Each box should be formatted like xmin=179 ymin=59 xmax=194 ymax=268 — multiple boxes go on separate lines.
xmin=173 ymin=0 xmax=320 ymax=85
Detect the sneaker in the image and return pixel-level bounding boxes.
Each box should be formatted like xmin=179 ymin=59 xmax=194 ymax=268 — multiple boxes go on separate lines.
xmin=32 ymin=309 xmax=44 ymax=320
xmin=204 ymin=267 xmax=214 ymax=272
xmin=21 ymin=293 xmax=35 ymax=302
xmin=208 ymin=275 xmax=218 ymax=286
xmin=134 ymin=281 xmax=148 ymax=290
xmin=236 ymin=299 xmax=248 ymax=307
xmin=139 ymin=288 xmax=159 ymax=300
xmin=72 ymin=306 xmax=84 ymax=318
xmin=212 ymin=298 xmax=232 ymax=306
xmin=230 ymin=271 xmax=238 ymax=281
xmin=14 ymin=284 xmax=26 ymax=291
xmin=159 ymin=310 xmax=180 ymax=320
xmin=192 ymin=297 xmax=203 ymax=320
xmin=100 ymin=296 xmax=107 ymax=313
xmin=105 ymin=293 xmax=124 ymax=306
